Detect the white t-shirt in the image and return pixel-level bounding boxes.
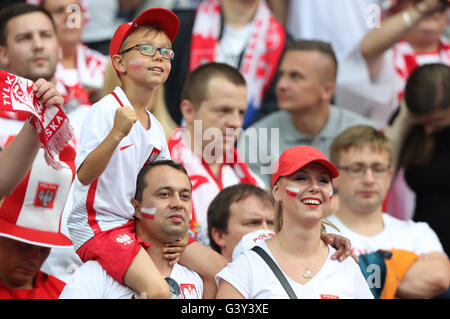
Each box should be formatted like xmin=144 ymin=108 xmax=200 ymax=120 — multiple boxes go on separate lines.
xmin=216 ymin=23 xmax=254 ymax=69
xmin=325 ymin=213 xmax=445 ymax=256
xmin=286 ymin=0 xmax=383 ymax=60
xmin=216 ymin=241 xmax=373 ymax=299
xmin=59 ymin=260 xmax=203 ymax=299
xmin=68 ymin=87 xmax=171 ymax=250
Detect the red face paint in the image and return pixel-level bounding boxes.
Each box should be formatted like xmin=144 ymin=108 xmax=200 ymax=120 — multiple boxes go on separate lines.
xmin=141 ymin=207 xmax=156 ymax=220
xmin=129 ymin=58 xmax=143 ymax=71
xmin=286 ymin=186 xmax=300 ymax=197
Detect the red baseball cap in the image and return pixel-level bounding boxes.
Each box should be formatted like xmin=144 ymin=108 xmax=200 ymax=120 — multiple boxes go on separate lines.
xmin=271 ymin=145 xmax=339 ymax=187
xmin=109 ymin=8 xmax=180 ymax=63
xmin=0 ymin=137 xmax=75 ymax=248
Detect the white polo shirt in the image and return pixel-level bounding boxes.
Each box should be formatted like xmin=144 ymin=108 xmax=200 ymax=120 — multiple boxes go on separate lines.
xmin=59 ymin=261 xmax=203 ymax=299
xmin=68 ymin=87 xmax=171 ymax=250
xmin=216 ymin=241 xmax=373 ymax=299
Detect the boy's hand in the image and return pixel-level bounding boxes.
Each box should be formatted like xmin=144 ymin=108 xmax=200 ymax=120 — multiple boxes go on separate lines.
xmin=33 ymin=78 xmax=64 ymax=108
xmin=112 ymin=106 xmax=138 ymax=139
xmin=321 ymin=233 xmax=359 ymax=263
xmin=163 ymin=233 xmax=189 ymax=266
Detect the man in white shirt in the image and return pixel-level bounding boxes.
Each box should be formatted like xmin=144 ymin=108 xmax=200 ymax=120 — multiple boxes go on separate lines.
xmin=326 ymin=124 xmax=450 ymax=298
xmin=60 ymin=160 xmax=204 ymax=299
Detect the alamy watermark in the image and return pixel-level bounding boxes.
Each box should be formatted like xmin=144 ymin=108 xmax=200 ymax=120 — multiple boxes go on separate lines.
xmin=65 ymin=4 xmax=82 ymax=29
xmin=173 ymin=121 xmax=280 ymax=176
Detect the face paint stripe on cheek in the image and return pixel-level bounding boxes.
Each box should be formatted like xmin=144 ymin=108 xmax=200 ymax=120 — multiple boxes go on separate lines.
xmin=286 ymin=186 xmax=300 ymax=197
xmin=141 ymin=207 xmax=156 ymax=220
xmin=128 ymin=58 xmax=143 ymax=71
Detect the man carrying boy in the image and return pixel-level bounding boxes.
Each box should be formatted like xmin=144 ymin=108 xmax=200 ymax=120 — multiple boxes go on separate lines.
xmin=60 ymin=161 xmax=204 ymax=299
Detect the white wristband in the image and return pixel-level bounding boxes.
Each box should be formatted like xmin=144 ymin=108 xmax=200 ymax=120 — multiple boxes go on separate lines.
xmin=402 ymin=10 xmax=412 ymax=27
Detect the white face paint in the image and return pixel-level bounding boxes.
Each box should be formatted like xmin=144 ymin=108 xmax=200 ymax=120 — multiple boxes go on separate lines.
xmin=128 ymin=58 xmax=144 ymax=71
xmin=141 ymin=207 xmax=157 ymax=220
xmin=286 ymin=186 xmax=333 ymax=199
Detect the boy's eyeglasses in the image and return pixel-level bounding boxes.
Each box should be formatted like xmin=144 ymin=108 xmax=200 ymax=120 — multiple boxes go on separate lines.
xmin=119 ymin=44 xmax=175 ymax=61
xmin=337 ymin=163 xmax=391 ymax=178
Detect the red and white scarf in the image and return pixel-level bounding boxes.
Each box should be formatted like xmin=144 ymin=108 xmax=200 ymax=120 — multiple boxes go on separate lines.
xmin=189 ymin=0 xmax=285 ymax=126
xmin=393 ymin=37 xmax=450 ymax=101
xmin=55 ymin=43 xmax=107 ymax=106
xmin=168 ymin=127 xmax=260 ymax=243
xmin=0 ymin=70 xmax=73 ymax=169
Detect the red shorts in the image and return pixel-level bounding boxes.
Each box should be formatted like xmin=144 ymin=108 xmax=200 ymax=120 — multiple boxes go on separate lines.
xmin=76 ymin=220 xmax=150 ymax=285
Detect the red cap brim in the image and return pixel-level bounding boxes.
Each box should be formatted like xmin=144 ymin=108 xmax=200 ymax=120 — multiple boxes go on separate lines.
xmin=271 ymin=146 xmax=339 ymax=187
xmin=110 ymin=8 xmax=180 ymax=59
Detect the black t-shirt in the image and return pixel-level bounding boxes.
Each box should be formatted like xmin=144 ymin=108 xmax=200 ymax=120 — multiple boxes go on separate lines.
xmin=405 ymin=127 xmax=450 ymax=255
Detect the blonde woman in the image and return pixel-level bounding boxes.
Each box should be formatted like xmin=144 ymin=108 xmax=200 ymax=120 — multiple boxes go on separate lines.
xmin=216 ymin=145 xmax=373 ymax=299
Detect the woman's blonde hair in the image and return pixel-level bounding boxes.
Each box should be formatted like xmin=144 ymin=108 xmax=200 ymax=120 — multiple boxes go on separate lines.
xmin=100 ymin=60 xmax=177 ymax=141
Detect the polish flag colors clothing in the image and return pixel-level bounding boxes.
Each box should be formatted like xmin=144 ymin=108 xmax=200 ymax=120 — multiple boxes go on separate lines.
xmin=55 ymin=43 xmax=107 ymax=105
xmin=0 ymin=271 xmax=66 ymax=299
xmin=189 ymin=0 xmax=285 ymax=127
xmin=216 ymin=241 xmax=373 ymax=299
xmin=68 ymin=87 xmax=171 ymax=251
xmin=324 ymin=213 xmax=445 ymax=256
xmin=168 ymin=127 xmax=266 ymax=246
xmin=59 ymin=261 xmax=203 ymax=299
xmin=392 ymin=38 xmax=450 ymax=102
xmin=0 ymin=70 xmax=73 ymax=169
xmin=336 ymin=37 xmax=450 ymax=128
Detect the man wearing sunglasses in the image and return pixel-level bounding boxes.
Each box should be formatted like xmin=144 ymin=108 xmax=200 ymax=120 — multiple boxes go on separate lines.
xmin=60 ymin=160 xmax=204 ymax=299
xmin=325 ymin=125 xmax=450 ymax=299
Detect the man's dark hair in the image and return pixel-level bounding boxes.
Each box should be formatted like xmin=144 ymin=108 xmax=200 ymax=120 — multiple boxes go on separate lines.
xmin=134 ymin=160 xmax=191 ymax=202
xmin=0 ymin=3 xmax=56 ymax=46
xmin=207 ymin=183 xmax=274 ymax=254
xmin=181 ymin=62 xmax=247 ymax=109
